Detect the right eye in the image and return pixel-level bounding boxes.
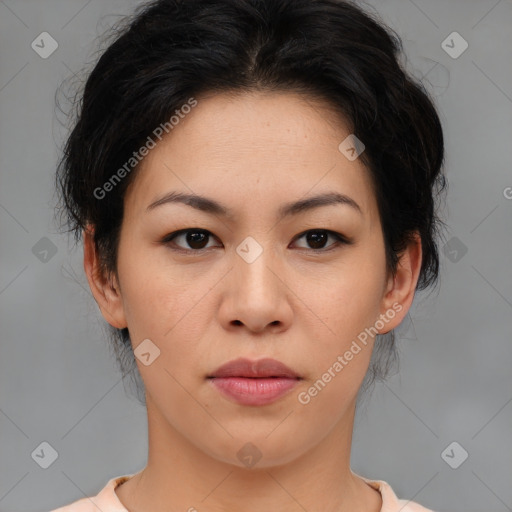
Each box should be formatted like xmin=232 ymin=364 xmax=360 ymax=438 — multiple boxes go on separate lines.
xmin=161 ymin=228 xmax=222 ymax=252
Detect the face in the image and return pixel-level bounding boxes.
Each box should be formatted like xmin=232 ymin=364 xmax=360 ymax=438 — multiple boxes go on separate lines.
xmin=86 ymin=90 xmax=419 ymax=468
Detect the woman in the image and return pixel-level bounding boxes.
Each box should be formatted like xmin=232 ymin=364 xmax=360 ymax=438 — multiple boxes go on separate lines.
xmin=52 ymin=0 xmax=446 ymax=510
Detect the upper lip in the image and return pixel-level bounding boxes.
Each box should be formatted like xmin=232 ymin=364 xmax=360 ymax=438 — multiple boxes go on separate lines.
xmin=208 ymin=357 xmax=301 ymax=379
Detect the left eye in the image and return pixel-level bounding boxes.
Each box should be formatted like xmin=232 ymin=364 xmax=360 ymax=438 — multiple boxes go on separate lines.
xmin=162 ymin=228 xmax=350 ymax=252
xmin=292 ymin=229 xmax=349 ymax=251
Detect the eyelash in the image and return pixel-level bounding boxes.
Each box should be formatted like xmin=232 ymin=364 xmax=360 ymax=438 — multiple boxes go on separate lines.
xmin=161 ymin=228 xmax=352 ymax=254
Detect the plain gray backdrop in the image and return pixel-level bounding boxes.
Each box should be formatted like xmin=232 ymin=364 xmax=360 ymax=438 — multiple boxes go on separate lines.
xmin=0 ymin=0 xmax=511 ymax=511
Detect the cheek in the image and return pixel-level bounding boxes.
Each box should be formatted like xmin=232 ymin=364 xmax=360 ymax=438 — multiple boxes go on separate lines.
xmin=295 ymin=281 xmax=378 ymax=417
xmin=115 ymin=242 xmax=221 ymax=388
xmin=116 ymin=238 xmax=202 ymax=333
xmin=298 ymin=259 xmax=384 ymax=338
xmin=293 ymin=254 xmax=384 ymax=388
xmin=121 ymin=278 xmax=212 ymax=353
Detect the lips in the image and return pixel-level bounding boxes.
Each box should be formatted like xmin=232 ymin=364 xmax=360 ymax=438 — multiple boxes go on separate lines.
xmin=207 ymin=358 xmax=301 ymax=406
xmin=208 ymin=357 xmax=300 ymax=379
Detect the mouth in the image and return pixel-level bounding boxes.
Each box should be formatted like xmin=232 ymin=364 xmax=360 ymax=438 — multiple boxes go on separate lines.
xmin=208 ymin=357 xmax=301 ymax=379
xmin=207 ymin=357 xmax=302 ymax=406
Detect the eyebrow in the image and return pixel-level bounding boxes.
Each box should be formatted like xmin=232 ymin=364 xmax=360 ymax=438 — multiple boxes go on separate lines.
xmin=145 ymin=190 xmax=362 ymax=219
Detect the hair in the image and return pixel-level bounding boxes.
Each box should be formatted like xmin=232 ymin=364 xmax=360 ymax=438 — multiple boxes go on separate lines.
xmin=55 ymin=0 xmax=447 ymax=406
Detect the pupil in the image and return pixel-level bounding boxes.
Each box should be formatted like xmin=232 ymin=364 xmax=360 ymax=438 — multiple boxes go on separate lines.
xmin=307 ymin=231 xmax=327 ymax=249
xmin=187 ymin=231 xmax=207 ymax=249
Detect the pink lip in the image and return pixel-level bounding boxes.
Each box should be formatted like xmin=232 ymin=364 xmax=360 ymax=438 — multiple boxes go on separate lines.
xmin=208 ymin=358 xmax=301 ymax=406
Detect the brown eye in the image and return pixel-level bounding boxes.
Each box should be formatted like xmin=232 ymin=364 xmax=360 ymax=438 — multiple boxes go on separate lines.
xmin=163 ymin=229 xmax=219 ymax=251
xmin=292 ymin=230 xmax=350 ymax=251
xmin=162 ymin=228 xmax=351 ymax=254
xmin=305 ymin=231 xmax=328 ymax=249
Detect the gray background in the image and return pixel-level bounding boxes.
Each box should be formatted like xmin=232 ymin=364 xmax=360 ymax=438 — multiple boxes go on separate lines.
xmin=0 ymin=0 xmax=511 ymax=511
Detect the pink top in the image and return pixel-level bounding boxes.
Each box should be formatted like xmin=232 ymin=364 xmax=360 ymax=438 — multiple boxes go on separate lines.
xmin=50 ymin=473 xmax=435 ymax=511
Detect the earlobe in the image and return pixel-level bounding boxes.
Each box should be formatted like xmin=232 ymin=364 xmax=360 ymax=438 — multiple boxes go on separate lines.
xmin=83 ymin=225 xmax=128 ymax=329
xmin=378 ymin=233 xmax=422 ymax=334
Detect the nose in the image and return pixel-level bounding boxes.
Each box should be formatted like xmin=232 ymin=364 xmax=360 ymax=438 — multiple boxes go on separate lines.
xmin=219 ymin=244 xmax=293 ymax=334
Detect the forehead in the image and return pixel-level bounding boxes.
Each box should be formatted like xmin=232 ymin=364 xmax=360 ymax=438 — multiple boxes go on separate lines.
xmin=124 ymin=90 xmax=378 ymax=226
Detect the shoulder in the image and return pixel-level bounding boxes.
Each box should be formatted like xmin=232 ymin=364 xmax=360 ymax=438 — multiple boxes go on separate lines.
xmin=50 ymin=474 xmax=134 ymax=512
xmin=396 ymin=498 xmax=436 ymax=512
xmin=355 ymin=472 xmax=436 ymax=512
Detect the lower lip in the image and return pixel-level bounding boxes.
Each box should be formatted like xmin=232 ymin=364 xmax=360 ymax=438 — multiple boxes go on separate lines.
xmin=209 ymin=377 xmax=299 ymax=406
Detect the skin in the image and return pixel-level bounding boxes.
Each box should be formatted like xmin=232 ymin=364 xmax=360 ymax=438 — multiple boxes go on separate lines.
xmin=84 ymin=90 xmax=422 ymax=512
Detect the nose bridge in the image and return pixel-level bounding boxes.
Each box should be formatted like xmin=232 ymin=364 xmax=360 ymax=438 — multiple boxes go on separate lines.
xmin=218 ymin=228 xmax=295 ymax=333
xmin=234 ymin=233 xmax=280 ymax=295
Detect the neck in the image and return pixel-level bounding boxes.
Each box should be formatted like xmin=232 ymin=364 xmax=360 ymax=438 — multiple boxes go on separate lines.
xmin=115 ymin=396 xmax=382 ymax=512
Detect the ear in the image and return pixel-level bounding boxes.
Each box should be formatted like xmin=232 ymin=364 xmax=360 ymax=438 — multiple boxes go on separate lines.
xmin=83 ymin=225 xmax=127 ymax=329
xmin=377 ymin=232 xmax=422 ymax=334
